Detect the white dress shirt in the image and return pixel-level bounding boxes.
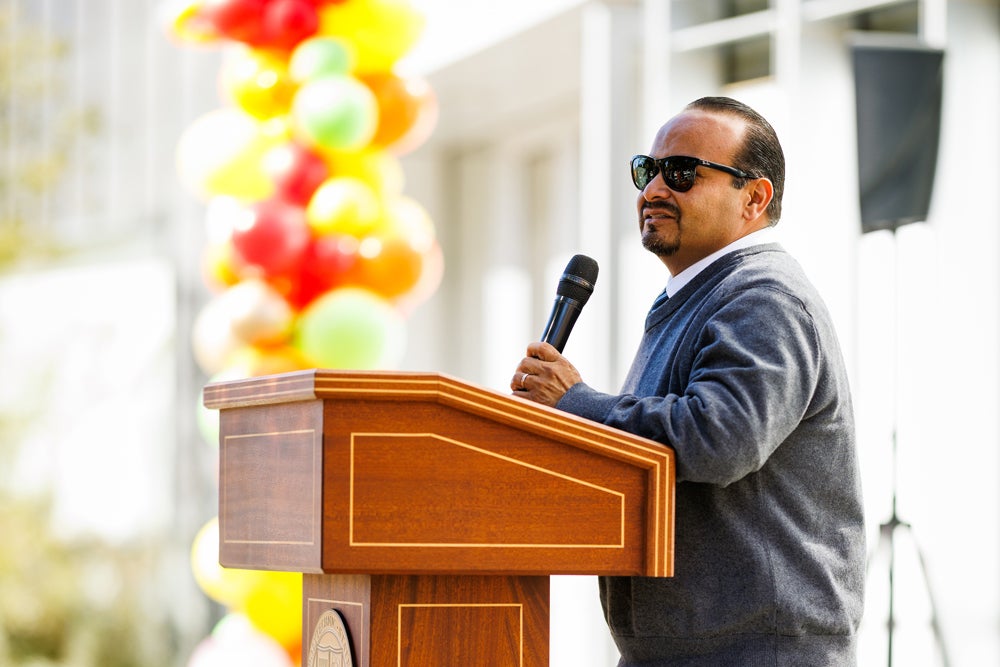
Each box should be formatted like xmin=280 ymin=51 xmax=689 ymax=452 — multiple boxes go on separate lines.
xmin=664 ymin=226 xmax=778 ymax=298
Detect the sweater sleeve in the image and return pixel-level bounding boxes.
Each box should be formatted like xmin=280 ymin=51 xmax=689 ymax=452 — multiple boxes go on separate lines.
xmin=557 ymin=287 xmax=823 ymax=486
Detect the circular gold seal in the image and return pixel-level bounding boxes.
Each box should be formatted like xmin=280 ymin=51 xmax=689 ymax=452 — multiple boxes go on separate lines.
xmin=307 ymin=609 xmax=354 ymax=667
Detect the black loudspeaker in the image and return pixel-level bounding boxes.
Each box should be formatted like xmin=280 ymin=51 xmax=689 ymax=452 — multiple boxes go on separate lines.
xmin=851 ymin=35 xmax=945 ymax=233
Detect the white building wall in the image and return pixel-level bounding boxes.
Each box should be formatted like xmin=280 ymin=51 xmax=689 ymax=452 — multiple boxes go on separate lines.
xmin=404 ymin=0 xmax=1000 ymax=664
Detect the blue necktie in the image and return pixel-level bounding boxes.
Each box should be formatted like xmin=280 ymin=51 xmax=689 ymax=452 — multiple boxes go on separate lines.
xmin=651 ymin=289 xmax=669 ymax=311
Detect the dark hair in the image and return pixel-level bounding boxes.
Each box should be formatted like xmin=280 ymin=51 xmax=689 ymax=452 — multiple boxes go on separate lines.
xmin=686 ymin=96 xmax=785 ymax=223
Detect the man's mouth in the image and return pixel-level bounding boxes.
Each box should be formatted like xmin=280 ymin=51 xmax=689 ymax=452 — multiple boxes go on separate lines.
xmin=643 ymin=207 xmax=677 ymax=226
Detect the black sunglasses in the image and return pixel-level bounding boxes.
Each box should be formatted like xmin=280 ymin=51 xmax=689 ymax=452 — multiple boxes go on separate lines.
xmin=630 ymin=154 xmax=755 ymax=192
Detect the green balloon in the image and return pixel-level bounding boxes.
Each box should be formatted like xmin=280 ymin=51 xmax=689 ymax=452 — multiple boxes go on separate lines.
xmin=290 ymin=37 xmax=354 ymax=82
xmin=292 ymin=75 xmax=377 ymax=151
xmin=195 ymin=391 xmax=219 ymax=449
xmin=295 ymin=287 xmax=405 ymax=369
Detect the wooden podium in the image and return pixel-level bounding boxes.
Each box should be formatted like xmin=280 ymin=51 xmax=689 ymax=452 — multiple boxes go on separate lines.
xmin=204 ymin=370 xmax=674 ymax=667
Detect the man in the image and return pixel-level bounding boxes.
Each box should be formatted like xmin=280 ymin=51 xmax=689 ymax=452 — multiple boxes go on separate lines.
xmin=511 ymin=97 xmax=865 ymax=665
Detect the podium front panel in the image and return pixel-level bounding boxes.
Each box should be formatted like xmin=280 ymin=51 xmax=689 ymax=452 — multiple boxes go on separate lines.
xmin=209 ymin=370 xmax=674 ymax=578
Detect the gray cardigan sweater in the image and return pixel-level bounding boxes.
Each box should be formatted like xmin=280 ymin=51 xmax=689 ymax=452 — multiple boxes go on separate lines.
xmin=558 ymin=244 xmax=865 ymax=666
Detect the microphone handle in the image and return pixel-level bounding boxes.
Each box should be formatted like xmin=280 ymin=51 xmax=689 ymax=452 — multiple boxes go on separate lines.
xmin=541 ymin=296 xmax=583 ymax=353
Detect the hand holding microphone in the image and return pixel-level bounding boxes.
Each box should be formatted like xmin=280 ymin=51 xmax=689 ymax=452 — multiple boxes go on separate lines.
xmin=512 ymin=254 xmax=598 ymax=405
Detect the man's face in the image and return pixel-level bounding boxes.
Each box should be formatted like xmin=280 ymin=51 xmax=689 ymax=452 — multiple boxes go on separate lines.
xmin=636 ymin=110 xmax=755 ymax=275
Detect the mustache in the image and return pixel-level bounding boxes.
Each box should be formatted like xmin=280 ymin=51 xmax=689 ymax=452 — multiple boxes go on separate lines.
xmin=642 ymin=201 xmax=680 ymax=217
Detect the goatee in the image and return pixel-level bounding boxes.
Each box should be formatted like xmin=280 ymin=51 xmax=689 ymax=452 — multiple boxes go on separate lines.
xmin=640 ymin=203 xmax=680 ymax=258
xmin=642 ymin=227 xmax=679 ymax=257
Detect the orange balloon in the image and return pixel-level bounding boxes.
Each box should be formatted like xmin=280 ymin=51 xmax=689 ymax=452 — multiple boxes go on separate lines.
xmin=395 ymin=240 xmax=443 ymax=315
xmin=284 ymin=637 xmax=303 ymax=667
xmin=354 ymin=236 xmax=423 ymax=299
xmin=362 ymin=72 xmax=437 ymax=154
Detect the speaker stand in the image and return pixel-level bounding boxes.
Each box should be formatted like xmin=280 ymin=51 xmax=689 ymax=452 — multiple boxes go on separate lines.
xmin=866 ymin=227 xmax=950 ymax=667
xmin=867 ymin=429 xmax=951 ymax=667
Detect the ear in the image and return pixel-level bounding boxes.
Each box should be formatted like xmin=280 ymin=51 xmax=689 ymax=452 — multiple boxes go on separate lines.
xmin=743 ymin=177 xmax=774 ymax=223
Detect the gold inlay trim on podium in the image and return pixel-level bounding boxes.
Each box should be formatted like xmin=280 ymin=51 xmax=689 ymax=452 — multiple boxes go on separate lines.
xmin=313 ymin=374 xmax=668 ymax=458
xmin=222 ymin=428 xmax=318 ymax=546
xmin=349 ymin=432 xmax=625 ymax=549
xmin=208 ymin=371 xmax=673 ymax=576
xmin=312 ymin=375 xmax=671 ymax=575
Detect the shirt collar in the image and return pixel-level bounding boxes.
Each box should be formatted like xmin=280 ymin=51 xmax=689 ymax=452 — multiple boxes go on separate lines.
xmin=665 ymin=226 xmax=777 ymax=298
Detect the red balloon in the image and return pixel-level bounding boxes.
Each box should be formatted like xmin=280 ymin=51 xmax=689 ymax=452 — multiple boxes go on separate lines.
xmin=199 ymin=0 xmax=268 ymax=45
xmin=288 ymin=0 xmax=340 ymax=7
xmin=264 ymin=142 xmax=330 ymax=206
xmin=231 ymin=199 xmax=311 ymax=276
xmin=277 ymin=234 xmax=360 ymax=309
xmin=262 ymin=0 xmax=319 ymax=51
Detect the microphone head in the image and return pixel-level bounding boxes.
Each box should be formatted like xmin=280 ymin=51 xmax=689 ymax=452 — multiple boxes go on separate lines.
xmin=556 ymin=254 xmax=599 ymax=304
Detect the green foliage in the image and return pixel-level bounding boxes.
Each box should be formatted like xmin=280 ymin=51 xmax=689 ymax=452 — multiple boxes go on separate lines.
xmin=0 ymin=327 xmax=182 ymax=666
xmin=0 ymin=340 xmax=179 ymax=667
xmin=0 ymin=323 xmax=186 ymax=667
xmin=0 ymin=5 xmax=100 ymax=269
xmin=0 ymin=495 xmax=175 ymax=667
xmin=0 ymin=8 xmax=196 ymax=665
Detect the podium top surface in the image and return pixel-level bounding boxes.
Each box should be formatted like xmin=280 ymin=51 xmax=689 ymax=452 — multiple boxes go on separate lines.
xmin=207 ymin=369 xmax=675 ymax=577
xmin=205 ymin=368 xmax=673 ymax=462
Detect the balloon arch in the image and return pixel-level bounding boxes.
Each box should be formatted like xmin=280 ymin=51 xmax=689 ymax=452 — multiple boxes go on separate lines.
xmin=165 ymin=1 xmax=440 ymax=664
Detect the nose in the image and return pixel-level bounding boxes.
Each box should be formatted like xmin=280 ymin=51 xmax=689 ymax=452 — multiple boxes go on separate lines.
xmin=637 ymin=176 xmax=672 ymax=219
xmin=642 ymin=171 xmax=670 ymax=200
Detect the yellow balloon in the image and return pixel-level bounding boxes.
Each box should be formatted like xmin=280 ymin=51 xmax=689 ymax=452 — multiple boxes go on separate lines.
xmin=318 ymin=0 xmax=424 ymax=73
xmin=306 ymin=176 xmax=382 ymax=237
xmin=201 ymin=240 xmax=243 ymax=291
xmin=176 ymin=109 xmax=288 ymax=201
xmin=221 ymin=46 xmax=298 ymax=120
xmin=224 ymin=343 xmax=312 ymax=378
xmin=161 ymin=0 xmax=218 ymax=44
xmin=324 ymin=148 xmax=404 ymax=197
xmin=380 ymin=196 xmax=435 ymax=251
xmin=190 ymin=517 xmax=263 ymax=609
xmin=243 ymin=571 xmax=303 ymax=649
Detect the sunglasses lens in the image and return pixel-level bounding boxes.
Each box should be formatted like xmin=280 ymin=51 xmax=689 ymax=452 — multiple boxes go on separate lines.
xmin=631 ymin=156 xmax=699 ymax=192
xmin=662 ymin=157 xmax=696 ymax=192
xmin=631 ymin=156 xmax=656 ymax=190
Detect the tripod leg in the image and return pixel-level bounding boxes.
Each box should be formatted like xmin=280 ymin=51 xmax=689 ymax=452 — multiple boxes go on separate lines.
xmin=886 ymin=522 xmax=896 ymax=667
xmin=905 ymin=526 xmax=952 ymax=667
xmin=866 ymin=519 xmax=900 ymax=667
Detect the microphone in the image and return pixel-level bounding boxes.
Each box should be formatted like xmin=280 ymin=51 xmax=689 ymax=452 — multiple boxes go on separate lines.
xmin=540 ymin=254 xmax=599 ymax=353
